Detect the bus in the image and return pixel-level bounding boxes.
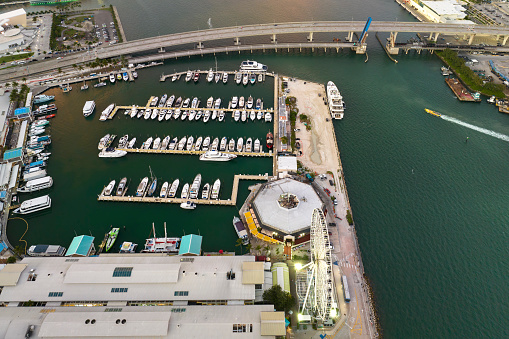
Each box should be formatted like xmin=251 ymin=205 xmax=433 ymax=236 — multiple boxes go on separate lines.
xmin=342 ymin=275 xmax=351 ymax=303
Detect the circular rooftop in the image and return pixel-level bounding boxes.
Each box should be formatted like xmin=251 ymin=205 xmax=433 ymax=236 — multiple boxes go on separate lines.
xmin=4 ymin=28 xmax=21 ymax=37
xmin=253 ymin=178 xmax=323 ymax=235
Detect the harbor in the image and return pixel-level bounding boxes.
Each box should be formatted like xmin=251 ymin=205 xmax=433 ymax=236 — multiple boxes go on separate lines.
xmin=117 ymin=148 xmax=272 ymax=157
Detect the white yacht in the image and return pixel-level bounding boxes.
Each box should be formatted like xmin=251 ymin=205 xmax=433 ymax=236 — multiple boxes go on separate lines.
xmin=142 ymin=137 xmax=153 ymax=149
xmin=181 ymin=183 xmax=190 ymax=199
xmin=218 ymin=110 xmax=225 ymax=122
xmin=239 ymin=96 xmax=245 ymax=108
xmin=214 ymin=98 xmax=221 ymax=109
xmin=257 ymin=111 xmax=263 ymax=120
xmin=228 ymin=138 xmax=235 ymax=152
xmin=231 ymin=96 xmax=238 ymax=109
xmin=235 ymin=72 xmax=242 ymax=84
xmin=129 ymin=105 xmax=138 ymax=118
xmin=189 ymin=174 xmax=202 ymax=199
xmin=241 ymin=110 xmax=247 ymax=122
xmin=103 ymin=180 xmax=116 ymax=196
xmin=219 ymin=137 xmax=227 ymax=151
xmin=206 ymin=96 xmax=214 ymax=108
xmin=177 ymin=137 xmax=187 ymax=150
xmin=168 ymin=179 xmax=180 ymax=198
xmin=211 ymin=110 xmax=217 ymax=120
xmin=160 ymin=181 xmax=169 ymax=198
xmin=202 ymin=137 xmax=211 ymax=151
xmin=185 ymin=70 xmax=193 ymax=82
xmin=215 ymin=72 xmax=221 ymax=83
xmin=240 ymin=60 xmax=268 ymax=72
xmin=158 ymin=110 xmax=166 ymax=121
xmin=210 ymin=137 xmax=219 ymax=151
xmin=99 ymin=147 xmax=127 ymax=158
xmin=211 ymin=179 xmax=221 ymax=199
xmin=188 ymin=110 xmax=196 ymax=121
xmin=150 ymin=109 xmax=158 ymax=120
xmin=98 ymin=134 xmax=110 ymax=150
xmin=136 ymin=177 xmax=149 ymax=196
xmin=161 ymin=136 xmax=171 ymax=150
xmin=250 ymin=111 xmax=256 ymax=121
xmin=109 ymin=74 xmax=116 ymax=83
xmin=83 ymin=100 xmax=95 ymax=117
xmin=203 ymin=110 xmax=210 ymax=123
xmin=246 ymin=96 xmax=253 ymax=109
xmin=245 ymin=138 xmax=252 ymax=152
xmin=191 ymin=97 xmax=199 ymax=109
xmin=234 ymin=110 xmax=240 ymax=122
xmin=99 ymin=103 xmax=115 ymax=121
xmin=201 ymin=183 xmax=210 ymax=199
xmin=326 ymin=81 xmax=345 ymax=119
xmin=199 ymin=150 xmax=237 ymax=162
xmin=254 ymin=139 xmax=261 ymax=153
xmin=144 ymin=108 xmax=151 ymax=120
xmin=195 ymin=110 xmax=203 ymax=121
xmin=265 ymin=112 xmax=272 ymax=122
xmin=186 ymin=136 xmax=194 ymax=151
xmin=237 ymin=137 xmax=244 ymax=152
xmin=180 ymin=201 xmax=197 ymax=210
xmin=223 ymin=72 xmax=228 ymax=83
xmin=173 ymin=108 xmax=181 ymax=119
xmin=182 ymin=98 xmax=191 ymax=108
xmin=167 ymin=95 xmax=175 ymax=107
xmin=152 ymin=137 xmax=161 ymax=149
xmin=180 ymin=110 xmax=188 ymax=120
xmin=165 ymin=110 xmax=173 ymax=120
xmin=18 ymin=176 xmax=53 ymax=193
xmin=206 ymin=69 xmax=214 ymax=82
xmin=242 ymin=73 xmax=249 ymax=86
xmin=13 ymin=195 xmax=51 ymax=214
xmin=194 ymin=136 xmax=203 ymax=151
xmin=128 ymin=137 xmax=137 ymax=148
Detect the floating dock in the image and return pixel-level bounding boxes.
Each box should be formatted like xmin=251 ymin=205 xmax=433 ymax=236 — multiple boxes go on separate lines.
xmin=98 ymin=174 xmax=268 ymax=206
xmin=159 ymin=70 xmax=274 ymax=82
xmin=119 ymin=148 xmax=272 ymax=157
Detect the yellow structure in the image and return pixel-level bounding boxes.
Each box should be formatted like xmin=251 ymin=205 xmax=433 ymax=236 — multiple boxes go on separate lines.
xmin=244 ymin=211 xmax=280 ymax=244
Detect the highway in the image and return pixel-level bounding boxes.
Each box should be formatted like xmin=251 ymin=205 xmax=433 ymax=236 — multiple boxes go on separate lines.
xmin=3 ymin=20 xmax=509 ymax=82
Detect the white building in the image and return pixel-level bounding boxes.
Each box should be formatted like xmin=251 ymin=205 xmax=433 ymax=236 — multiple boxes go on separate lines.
xmin=0 ymin=8 xmax=27 ymax=28
xmin=0 ymin=255 xmax=284 ymax=338
xmin=411 ymin=0 xmax=470 ymax=23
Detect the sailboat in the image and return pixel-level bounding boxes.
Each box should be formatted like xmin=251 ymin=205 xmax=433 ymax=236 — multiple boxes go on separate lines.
xmin=142 ymin=222 xmax=181 ymax=253
xmin=146 ymin=166 xmax=157 ymax=197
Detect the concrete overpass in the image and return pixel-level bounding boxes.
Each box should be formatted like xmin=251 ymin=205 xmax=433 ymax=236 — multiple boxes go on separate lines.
xmin=3 ymin=20 xmax=509 ymax=82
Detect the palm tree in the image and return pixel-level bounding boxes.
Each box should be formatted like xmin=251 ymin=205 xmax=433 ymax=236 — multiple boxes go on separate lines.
xmin=255 ymin=245 xmax=262 ymax=255
xmin=235 ymin=238 xmax=244 ymax=254
xmin=21 ymin=77 xmax=26 ymax=84
xmin=11 ymin=81 xmax=18 ymax=88
xmin=264 ymin=245 xmax=270 ymax=256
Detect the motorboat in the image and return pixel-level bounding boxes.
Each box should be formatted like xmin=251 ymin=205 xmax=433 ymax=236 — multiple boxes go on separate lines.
xmin=223 ymin=72 xmax=228 ymax=83
xmin=173 ymin=108 xmax=181 ymax=119
xmin=189 ymin=110 xmax=196 ymax=121
xmin=250 ymin=73 xmax=256 ymax=84
xmin=233 ymin=216 xmax=249 ymax=245
xmin=116 ymin=177 xmax=127 ymax=196
xmin=159 ymin=94 xmax=168 ymax=107
xmin=98 ymin=134 xmax=110 ymax=150
xmin=27 ymin=244 xmax=66 ymax=257
xmin=158 ymin=109 xmax=167 ymax=121
xmin=201 ymin=183 xmax=210 ymax=199
xmin=202 ymin=136 xmax=211 ymax=151
xmin=152 ymin=137 xmax=161 ymax=149
xmin=150 ymin=109 xmax=158 ymax=120
xmin=254 ymin=139 xmax=261 ymax=152
xmin=212 ymin=110 xmax=217 ymax=120
xmin=194 ymin=136 xmax=203 ymax=151
xmin=245 ymin=138 xmax=252 ymax=152
xmin=18 ymin=176 xmax=53 ymax=193
xmin=258 ymin=73 xmax=263 ymax=82
xmin=214 ymin=98 xmax=221 ymax=109
xmin=128 ymin=137 xmax=137 ymax=148
xmin=150 ymin=97 xmax=159 ymax=107
xmin=203 ymin=110 xmax=210 ymax=123
xmin=326 ymin=81 xmax=345 ymax=120
xmin=241 ymin=110 xmax=247 ymax=122
xmin=167 ymin=95 xmax=175 ymax=107
xmin=33 ymin=104 xmax=57 ymax=116
xmin=168 ymin=179 xmax=180 ymax=198
xmin=265 ymin=112 xmax=272 ymax=122
xmin=207 ymin=69 xmax=214 ymax=82
xmin=242 ymin=73 xmax=249 ymax=85
xmin=177 ymin=136 xmax=187 ymax=150
xmin=175 ymin=96 xmax=183 ymax=107
xmin=161 ymin=136 xmax=171 ymax=150
xmin=99 ymin=103 xmax=115 ymax=121
xmin=160 ymin=181 xmax=169 ymax=198
xmin=228 ymin=138 xmax=235 ymax=152
xmin=256 ymin=98 xmax=262 ymax=110
xmin=109 ymin=74 xmax=116 ymax=83
xmin=132 ymin=71 xmax=138 ymax=79
xmin=235 ymin=72 xmax=242 ymax=84
xmin=105 ymin=228 xmax=119 ymax=252
xmin=137 ymin=109 xmax=144 ymax=119
xmin=189 ymin=174 xmax=202 ymax=199
xmin=211 ymin=179 xmax=221 ymax=199
xmin=117 ymin=134 xmax=129 ymax=148
xmin=172 ymin=74 xmax=179 ymax=82
xmin=180 ymin=201 xmax=197 ymax=210
xmin=142 ymin=137 xmax=153 ymax=149
xmin=123 ymin=72 xmax=129 ymax=81
xmin=130 ymin=105 xmax=138 ymax=118
xmin=206 ymin=96 xmax=214 ymax=108
xmin=169 ymin=137 xmax=178 ymax=150
xmin=193 ymin=72 xmax=200 ymax=82
xmin=266 ymin=132 xmax=274 ymax=150
xmin=191 ymin=97 xmax=199 ymax=108
xmin=185 ymin=70 xmax=193 ymax=82
xmin=240 ymin=60 xmax=268 ymax=72
xmin=181 ymin=183 xmax=190 ymax=199
xmin=246 ymin=96 xmax=253 ymax=109
xmin=180 ymin=110 xmax=188 ymax=121
xmin=33 ymin=94 xmax=55 ymax=105
xmin=250 ymin=111 xmax=256 ymax=121
xmin=186 ymin=136 xmax=194 ymax=151
xmin=215 ymin=72 xmax=221 ymax=83
xmin=83 ymin=100 xmax=96 ymax=117
xmin=210 ymin=137 xmax=219 ymax=151
xmin=103 ymin=180 xmax=116 ymax=196
xmin=231 ymin=96 xmax=238 ymax=109
xmin=257 ymin=111 xmax=263 ymax=120
xmin=218 ymin=110 xmax=225 ymax=122
xmin=195 ymin=110 xmax=203 ymax=121
xmin=117 ymin=73 xmax=122 ymax=80
xmin=98 ymin=147 xmax=127 ymax=158
xmin=182 ymin=98 xmax=191 ymax=108
xmin=119 ymin=242 xmax=137 ymax=253
xmin=165 ymin=110 xmax=173 ymax=120
xmin=199 ymin=150 xmax=237 ymax=162
xmin=144 ymin=108 xmax=151 ymax=120
xmin=237 ymin=137 xmax=244 ymax=152
xmin=239 ymin=96 xmax=245 ymax=108
xmin=220 ymin=137 xmax=227 ymax=151
xmin=234 ymin=110 xmax=240 ymax=122
xmin=13 ymin=195 xmax=51 ymax=214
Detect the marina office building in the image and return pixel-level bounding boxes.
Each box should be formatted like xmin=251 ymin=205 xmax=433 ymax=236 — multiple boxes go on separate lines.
xmin=0 ymin=255 xmax=285 ymax=338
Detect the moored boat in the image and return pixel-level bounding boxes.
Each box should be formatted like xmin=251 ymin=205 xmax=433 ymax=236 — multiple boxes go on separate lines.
xmin=326 ymin=81 xmax=345 ymax=120
xmin=181 ymin=183 xmax=190 ymax=199
xmin=136 ymin=177 xmax=149 ymax=196
xmin=27 ymin=244 xmax=66 ymax=257
xmin=199 ymin=150 xmax=237 ymax=162
xmin=254 ymin=138 xmax=261 ymax=153
xmin=211 ymin=179 xmax=221 ymax=199
xmin=266 ymin=132 xmax=274 ymax=150
xmin=168 ymin=179 xmax=180 ymax=198
xmin=201 ymin=183 xmax=210 ymax=199
xmin=103 ymin=180 xmax=116 ymax=196
xmin=180 ymin=201 xmax=197 ymax=209
xmin=116 ymin=177 xmax=127 ymax=196
xmin=237 ymin=137 xmax=244 ymax=152
xmin=83 ymin=100 xmax=96 ymax=117
xmin=245 ymin=138 xmax=252 ymax=152
xmin=13 ymin=195 xmax=51 ymax=214
xmin=160 ymin=181 xmax=169 ymax=198
xmin=219 ymin=137 xmax=227 ymax=151
xmin=120 ymin=242 xmax=137 ymax=253
xmin=189 ymin=174 xmax=202 ymax=199
xmin=202 ymin=136 xmax=211 ymax=151
xmin=99 ymin=103 xmax=115 ymax=121
xmin=105 ymin=227 xmax=119 ymax=252
xmin=233 ymin=216 xmax=249 ymax=245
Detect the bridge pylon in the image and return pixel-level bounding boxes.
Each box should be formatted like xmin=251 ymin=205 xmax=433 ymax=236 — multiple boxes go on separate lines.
xmin=386 ymin=32 xmax=399 ymax=55
xmin=307 ymin=32 xmax=314 ymax=42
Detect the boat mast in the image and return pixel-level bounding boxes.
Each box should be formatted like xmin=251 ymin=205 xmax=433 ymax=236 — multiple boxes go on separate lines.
xmin=164 ymin=222 xmax=168 ymax=247
xmin=152 ymin=222 xmax=156 ymax=238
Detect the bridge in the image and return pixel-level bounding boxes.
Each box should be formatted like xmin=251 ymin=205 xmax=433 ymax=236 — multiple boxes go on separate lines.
xmin=3 ymin=20 xmax=509 ymax=82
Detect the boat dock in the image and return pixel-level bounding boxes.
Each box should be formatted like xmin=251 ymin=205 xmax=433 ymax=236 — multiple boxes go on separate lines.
xmin=98 ymin=174 xmax=268 ymax=206
xmin=445 ymin=78 xmax=479 ymax=102
xmin=159 ymin=70 xmax=274 ymax=82
xmin=118 ymin=148 xmax=272 ymax=157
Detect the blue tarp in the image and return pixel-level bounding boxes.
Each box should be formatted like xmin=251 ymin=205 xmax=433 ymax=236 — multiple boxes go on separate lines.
xmin=14 ymin=107 xmax=30 ymax=116
xmin=489 ymin=60 xmax=509 ymax=83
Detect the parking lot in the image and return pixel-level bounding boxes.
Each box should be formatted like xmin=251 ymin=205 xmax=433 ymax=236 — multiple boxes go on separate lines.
xmin=92 ymin=10 xmax=118 ymax=46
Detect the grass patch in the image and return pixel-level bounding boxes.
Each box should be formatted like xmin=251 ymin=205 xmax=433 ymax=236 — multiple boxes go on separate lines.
xmin=0 ymin=53 xmax=33 ymax=64
xmin=346 ymin=210 xmax=353 ymax=225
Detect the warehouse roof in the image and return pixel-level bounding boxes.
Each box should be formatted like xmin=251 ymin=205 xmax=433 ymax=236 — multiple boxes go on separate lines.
xmin=0 ymin=264 xmax=26 ymax=286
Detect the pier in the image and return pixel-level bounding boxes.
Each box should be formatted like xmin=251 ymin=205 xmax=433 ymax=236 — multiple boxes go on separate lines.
xmin=98 ymin=174 xmax=269 ymax=206
xmin=159 ymin=70 xmax=273 ymax=82
xmin=445 ymin=78 xmax=479 ymax=102
xmin=119 ymin=148 xmax=272 ymax=157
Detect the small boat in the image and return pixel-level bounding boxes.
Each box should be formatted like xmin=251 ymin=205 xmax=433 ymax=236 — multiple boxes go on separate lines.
xmin=172 ymin=74 xmax=179 ymax=82
xmin=116 ymin=177 xmax=127 ymax=196
xmin=181 ymin=110 xmax=188 ymax=120
xmin=235 ymin=72 xmax=242 ymax=84
xmin=129 ymin=105 xmax=138 ymax=118
xmin=185 ymin=70 xmax=193 ymax=82
xmin=256 ymin=98 xmax=262 ymax=110
xmin=218 ymin=110 xmax=225 ymax=122
xmin=158 ymin=109 xmax=167 ymax=121
xmin=203 ymin=110 xmax=210 ymax=122
xmin=239 ymin=96 xmax=245 ymax=108
xmin=177 ymin=136 xmax=187 ymax=150
xmin=266 ymin=131 xmax=274 ymax=150
xmin=223 ymin=72 xmax=228 ymax=83
xmin=207 ymin=69 xmax=214 ymax=82
xmin=109 ymin=74 xmax=116 ymax=83
xmin=120 ymin=242 xmax=137 ymax=253
xmin=161 ymin=136 xmax=171 ymax=150
xmin=180 ymin=201 xmax=197 ymax=210
xmin=211 ymin=179 xmax=221 ymax=199
xmin=487 ymin=96 xmax=496 ymax=104
xmin=210 ymin=137 xmax=219 ymax=151
xmin=189 ymin=173 xmax=202 ymax=199
xmin=201 ymin=183 xmax=210 ymax=199
xmin=195 ymin=110 xmax=203 ymax=121
xmin=167 ymin=95 xmax=175 ymax=107
xmin=181 ymin=183 xmax=190 ymax=199
xmin=250 ymin=111 xmax=256 ymax=121
xmin=160 ymin=181 xmax=169 ymax=198
xmin=193 ymin=72 xmax=200 ymax=82
xmin=173 ymin=108 xmax=181 ymax=119
xmin=191 ymin=97 xmax=199 ymax=109
xmin=228 ymin=138 xmax=235 ymax=152
xmin=168 ymin=179 xmax=180 ymax=198
xmin=117 ymin=73 xmax=122 ymax=80
xmin=123 ymin=72 xmax=129 ymax=81
xmin=80 ymin=84 xmax=88 ymax=91
xmin=241 ymin=110 xmax=247 ymax=122
xmin=199 ymin=150 xmax=237 ymax=162
xmin=237 ymin=137 xmax=244 ymax=152
xmin=246 ymin=96 xmax=254 ymax=109
xmin=231 ymin=96 xmax=238 ymax=109
xmin=188 ymin=110 xmax=196 ymax=121
xmin=202 ymin=136 xmax=211 ymax=151
xmin=242 ymin=73 xmax=249 ymax=85
xmin=165 ymin=110 xmax=173 ymax=120
xmin=424 ymin=108 xmax=441 ymax=117
xmin=214 ymin=98 xmax=221 ymax=109
xmin=142 ymin=137 xmax=153 ymax=149
xmin=212 ymin=110 xmax=217 ymax=120
xmin=150 ymin=97 xmax=159 ymax=107
xmin=118 ymin=134 xmax=129 ymax=148
xmin=175 ymin=96 xmax=183 ymax=107
xmin=105 ymin=228 xmax=119 ymax=252
xmin=98 ymin=147 xmax=127 ymax=158
xmin=206 ymin=96 xmax=214 ymax=108
xmin=169 ymin=137 xmax=178 ymax=150
xmin=245 ymin=138 xmax=252 ymax=152
xmin=150 ymin=109 xmax=158 ymax=120
xmin=62 ymin=85 xmax=72 ymax=92
xmin=258 ymin=73 xmax=263 ymax=82
xmin=132 ymin=71 xmax=138 ymax=79
xmin=152 ymin=137 xmax=161 ymax=149
xmin=194 ymin=136 xmax=203 ymax=151
xmin=234 ymin=110 xmax=240 ymax=122
xmin=182 ymin=98 xmax=191 ymax=108
xmin=103 ymin=180 xmax=116 ymax=196
xmin=250 ymin=73 xmax=256 ymax=84
xmin=254 ymin=139 xmax=261 ymax=152
xmin=159 ymin=94 xmax=168 ymax=107
xmin=265 ymin=112 xmax=272 ymax=122
xmin=215 ymin=72 xmax=221 ymax=83
xmin=98 ymin=134 xmax=110 ymax=150
xmin=137 ymin=109 xmax=144 ymax=119
xmin=233 ymin=216 xmax=249 ymax=245
xmin=99 ymin=103 xmax=115 ymax=121
xmin=37 ymin=114 xmax=56 ymax=120
xmin=186 ymin=136 xmax=194 ymax=151
xmin=220 ymin=137 xmax=227 ymax=151
xmin=94 ymin=82 xmax=107 ymax=88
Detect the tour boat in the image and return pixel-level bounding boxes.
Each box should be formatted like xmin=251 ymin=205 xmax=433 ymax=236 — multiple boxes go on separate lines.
xmin=160 ymin=181 xmax=169 ymax=198
xmin=33 ymin=94 xmax=55 ymax=105
xmin=211 ymin=179 xmax=221 ymax=199
xmin=240 ymin=60 xmax=268 ymax=72
xmin=105 ymin=228 xmax=119 ymax=252
xmin=326 ymin=81 xmax=345 ymax=120
xmin=103 ymin=180 xmax=116 ymax=196
xmin=18 ymin=176 xmax=53 ymax=193
xmin=116 ymin=177 xmax=127 ymax=196
xmin=168 ymin=179 xmax=180 ymax=198
xmin=181 ymin=183 xmax=190 ymax=199
xmin=13 ymin=195 xmax=51 ymax=214
xmin=83 ymin=100 xmax=96 ymax=117
xmin=201 ymin=183 xmax=210 ymax=199
xmin=199 ymin=150 xmax=237 ymax=162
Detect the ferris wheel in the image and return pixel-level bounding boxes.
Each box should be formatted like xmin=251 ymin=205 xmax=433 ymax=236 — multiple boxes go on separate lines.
xmin=300 ymin=208 xmax=335 ymax=321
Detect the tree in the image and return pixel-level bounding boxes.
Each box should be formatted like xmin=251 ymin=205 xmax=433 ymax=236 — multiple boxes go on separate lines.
xmin=281 ymin=136 xmax=288 ymax=144
xmin=9 ymin=89 xmax=19 ymax=103
xmin=11 ymin=81 xmax=18 ymax=88
xmin=262 ymin=285 xmax=296 ymax=313
xmin=57 ymin=67 xmax=62 ymax=73
xmin=21 ymin=77 xmax=26 ymax=84
xmin=6 ymin=256 xmax=16 ymax=263
xmin=255 ymin=245 xmax=262 ymax=255
xmin=235 ymin=238 xmax=244 ymax=254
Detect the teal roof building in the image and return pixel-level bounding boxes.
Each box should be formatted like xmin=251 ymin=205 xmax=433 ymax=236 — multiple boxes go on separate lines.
xmin=65 ymin=235 xmax=95 ymax=257
xmin=178 ymin=234 xmax=202 ymax=256
xmin=3 ymin=148 xmax=23 ymax=162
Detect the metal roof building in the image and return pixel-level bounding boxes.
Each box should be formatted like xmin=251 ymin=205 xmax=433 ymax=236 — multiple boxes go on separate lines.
xmin=2 ymin=147 xmax=23 ymax=162
xmin=65 ymin=235 xmax=95 ymax=257
xmin=178 ymin=234 xmax=202 ymax=256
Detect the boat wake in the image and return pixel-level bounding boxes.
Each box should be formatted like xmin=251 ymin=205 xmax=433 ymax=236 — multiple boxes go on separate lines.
xmin=440 ymin=115 xmax=509 ymax=142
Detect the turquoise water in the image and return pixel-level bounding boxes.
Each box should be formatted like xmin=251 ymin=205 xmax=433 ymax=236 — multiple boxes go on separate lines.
xmin=5 ymin=0 xmax=509 ymax=338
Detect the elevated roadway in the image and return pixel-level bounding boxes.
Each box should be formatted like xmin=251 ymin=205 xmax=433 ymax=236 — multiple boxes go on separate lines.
xmin=3 ymin=20 xmax=509 ymax=82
